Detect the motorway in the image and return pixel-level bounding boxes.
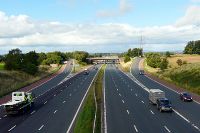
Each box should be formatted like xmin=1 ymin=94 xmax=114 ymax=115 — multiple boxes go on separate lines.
xmin=0 ymin=61 xmax=100 ymax=133
xmin=105 ymin=63 xmax=200 ymax=133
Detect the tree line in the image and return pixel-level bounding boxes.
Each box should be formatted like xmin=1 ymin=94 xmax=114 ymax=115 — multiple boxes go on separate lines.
xmin=1 ymin=48 xmax=89 ymax=75
xmin=184 ymin=40 xmax=200 ymax=54
xmin=123 ymin=48 xmax=143 ymax=63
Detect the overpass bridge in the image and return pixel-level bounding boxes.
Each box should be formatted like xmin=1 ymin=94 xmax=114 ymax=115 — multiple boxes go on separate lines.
xmin=87 ymin=56 xmax=120 ymax=64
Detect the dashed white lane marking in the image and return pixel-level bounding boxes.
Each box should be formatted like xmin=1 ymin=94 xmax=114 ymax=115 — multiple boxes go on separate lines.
xmin=173 ymin=109 xmax=190 ymax=123
xmin=44 ymin=101 xmax=48 ymax=105
xmin=119 ymin=93 xmax=121 ymax=97
xmin=3 ymin=115 xmax=7 ymax=117
xmin=131 ymin=89 xmax=133 ymax=91
xmin=164 ymin=126 xmax=171 ymax=133
xmin=0 ymin=117 xmax=1 ymax=119
xmin=192 ymin=124 xmax=200 ymax=131
xmin=117 ymin=88 xmax=118 ymax=91
xmin=8 ymin=125 xmax=16 ymax=132
xmin=141 ymin=101 xmax=144 ymax=104
xmin=54 ymin=110 xmax=58 ymax=114
xmin=150 ymin=110 xmax=155 ymax=115
xmin=54 ymin=94 xmax=56 ymax=97
xmin=63 ymin=100 xmax=66 ymax=103
xmin=122 ymin=100 xmax=125 ymax=103
xmin=127 ymin=110 xmax=130 ymax=115
xmin=31 ymin=110 xmax=36 ymax=115
xmin=69 ymin=93 xmax=72 ymax=97
xmin=134 ymin=125 xmax=138 ymax=132
xmin=135 ymin=94 xmax=138 ymax=97
xmin=38 ymin=125 xmax=44 ymax=131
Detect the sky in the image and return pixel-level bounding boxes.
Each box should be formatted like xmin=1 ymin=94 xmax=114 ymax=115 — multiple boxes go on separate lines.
xmin=0 ymin=0 xmax=200 ymax=54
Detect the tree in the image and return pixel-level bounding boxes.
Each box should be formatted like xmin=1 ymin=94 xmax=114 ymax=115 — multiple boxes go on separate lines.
xmin=165 ymin=51 xmax=171 ymax=57
xmin=73 ymin=51 xmax=89 ymax=63
xmin=184 ymin=40 xmax=200 ymax=54
xmin=145 ymin=53 xmax=161 ymax=68
xmin=124 ymin=55 xmax=131 ymax=63
xmin=160 ymin=58 xmax=168 ymax=70
xmin=38 ymin=52 xmax=47 ymax=64
xmin=5 ymin=48 xmax=23 ymax=70
xmin=176 ymin=59 xmax=183 ymax=66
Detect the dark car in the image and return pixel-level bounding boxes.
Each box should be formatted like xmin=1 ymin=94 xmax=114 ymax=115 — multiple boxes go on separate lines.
xmin=139 ymin=70 xmax=144 ymax=75
xmin=156 ymin=98 xmax=172 ymax=112
xmin=180 ymin=92 xmax=193 ymax=102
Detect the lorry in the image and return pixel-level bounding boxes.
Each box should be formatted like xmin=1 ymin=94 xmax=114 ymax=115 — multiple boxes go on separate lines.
xmin=149 ymin=89 xmax=165 ymax=104
xmin=3 ymin=92 xmax=34 ymax=115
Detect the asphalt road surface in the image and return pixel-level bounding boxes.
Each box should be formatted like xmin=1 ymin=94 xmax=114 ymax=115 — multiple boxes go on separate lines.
xmin=0 ymin=62 xmax=100 ymax=133
xmin=105 ymin=64 xmax=200 ymax=133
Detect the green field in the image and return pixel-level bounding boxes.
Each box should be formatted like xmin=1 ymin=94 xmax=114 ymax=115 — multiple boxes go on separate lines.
xmin=144 ymin=57 xmax=200 ymax=95
xmin=0 ymin=63 xmax=5 ymax=70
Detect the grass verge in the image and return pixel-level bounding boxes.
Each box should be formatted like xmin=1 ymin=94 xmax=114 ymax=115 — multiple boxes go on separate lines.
xmin=0 ymin=62 xmax=5 ymax=70
xmin=0 ymin=65 xmax=61 ymax=98
xmin=74 ymin=65 xmax=106 ymax=133
xmin=119 ymin=58 xmax=134 ymax=72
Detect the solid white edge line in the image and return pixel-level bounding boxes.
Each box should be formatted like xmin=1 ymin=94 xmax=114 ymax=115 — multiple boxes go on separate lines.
xmin=164 ymin=126 xmax=171 ymax=133
xmin=134 ymin=125 xmax=138 ymax=132
xmin=66 ymin=65 xmax=102 ymax=133
xmin=38 ymin=125 xmax=44 ymax=131
xmin=104 ymin=65 xmax=108 ymax=133
xmin=93 ymin=79 xmax=97 ymax=133
xmin=8 ymin=125 xmax=16 ymax=132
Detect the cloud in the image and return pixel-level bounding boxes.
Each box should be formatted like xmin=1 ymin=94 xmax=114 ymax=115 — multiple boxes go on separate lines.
xmin=191 ymin=0 xmax=200 ymax=3
xmin=175 ymin=6 xmax=200 ymax=26
xmin=0 ymin=8 xmax=200 ymax=53
xmin=96 ymin=0 xmax=133 ymax=18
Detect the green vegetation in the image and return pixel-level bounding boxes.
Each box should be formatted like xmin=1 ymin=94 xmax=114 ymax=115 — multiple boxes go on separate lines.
xmin=126 ymin=48 xmax=143 ymax=57
xmin=0 ymin=65 xmax=61 ymax=97
xmin=0 ymin=63 xmax=5 ymax=70
xmin=184 ymin=40 xmax=200 ymax=54
xmin=144 ymin=56 xmax=200 ymax=95
xmin=124 ymin=55 xmax=131 ymax=63
xmin=74 ymin=65 xmax=106 ymax=133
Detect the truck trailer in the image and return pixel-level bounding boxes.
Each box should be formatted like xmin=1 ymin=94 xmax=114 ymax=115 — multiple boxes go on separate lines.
xmin=3 ymin=92 xmax=34 ymax=115
xmin=149 ymin=89 xmax=165 ymax=104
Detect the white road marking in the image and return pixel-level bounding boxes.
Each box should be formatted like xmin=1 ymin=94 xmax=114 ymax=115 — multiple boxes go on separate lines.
xmin=54 ymin=94 xmax=56 ymax=97
xmin=173 ymin=109 xmax=190 ymax=123
xmin=117 ymin=88 xmax=118 ymax=91
xmin=54 ymin=110 xmax=58 ymax=114
xmin=164 ymin=126 xmax=171 ymax=133
xmin=8 ymin=125 xmax=16 ymax=132
xmin=192 ymin=125 xmax=200 ymax=131
xmin=38 ymin=125 xmax=44 ymax=131
xmin=135 ymin=94 xmax=138 ymax=97
xmin=0 ymin=117 xmax=1 ymax=120
xmin=127 ymin=110 xmax=130 ymax=115
xmin=69 ymin=93 xmax=72 ymax=97
xmin=66 ymin=66 xmax=101 ymax=133
xmin=119 ymin=93 xmax=121 ymax=97
xmin=44 ymin=101 xmax=48 ymax=105
xmin=122 ymin=100 xmax=125 ymax=103
xmin=150 ymin=110 xmax=155 ymax=115
xmin=104 ymin=66 xmax=108 ymax=133
xmin=131 ymin=89 xmax=133 ymax=91
xmin=63 ymin=100 xmax=66 ymax=103
xmin=3 ymin=115 xmax=7 ymax=117
xmin=134 ymin=125 xmax=138 ymax=132
xmin=141 ymin=100 xmax=144 ymax=104
xmin=31 ymin=110 xmax=36 ymax=115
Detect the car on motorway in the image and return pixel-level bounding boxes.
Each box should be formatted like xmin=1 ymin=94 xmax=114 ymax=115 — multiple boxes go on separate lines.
xmin=83 ymin=69 xmax=89 ymax=75
xmin=156 ymin=98 xmax=172 ymax=112
xmin=139 ymin=70 xmax=144 ymax=75
xmin=180 ymin=92 xmax=193 ymax=102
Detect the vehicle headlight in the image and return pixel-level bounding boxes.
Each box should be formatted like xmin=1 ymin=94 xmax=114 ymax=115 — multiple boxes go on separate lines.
xmin=184 ymin=97 xmax=187 ymax=99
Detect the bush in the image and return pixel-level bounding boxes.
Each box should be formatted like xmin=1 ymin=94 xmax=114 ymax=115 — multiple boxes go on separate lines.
xmin=176 ymin=59 xmax=183 ymax=66
xmin=160 ymin=58 xmax=168 ymax=70
xmin=22 ymin=63 xmax=38 ymax=75
xmin=124 ymin=55 xmax=131 ymax=63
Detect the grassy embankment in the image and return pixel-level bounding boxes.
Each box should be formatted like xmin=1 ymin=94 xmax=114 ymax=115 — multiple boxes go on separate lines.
xmin=144 ymin=54 xmax=200 ymax=95
xmin=0 ymin=65 xmax=61 ymax=97
xmin=72 ymin=60 xmax=91 ymax=73
xmin=119 ymin=58 xmax=134 ymax=72
xmin=74 ymin=65 xmax=106 ymax=133
xmin=0 ymin=62 xmax=5 ymax=70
